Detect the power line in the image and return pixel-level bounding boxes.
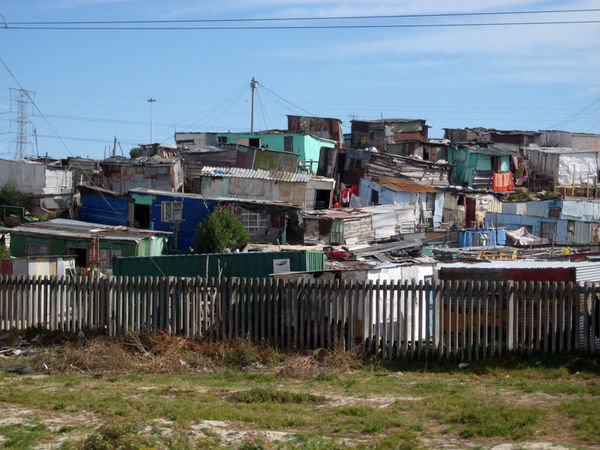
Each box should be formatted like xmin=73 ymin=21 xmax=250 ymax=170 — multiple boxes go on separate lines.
xmin=0 ymin=56 xmax=167 ymax=275
xmin=7 ymin=8 xmax=600 ymax=24
xmin=5 ymin=20 xmax=600 ymax=30
xmin=259 ymin=83 xmax=314 ymax=116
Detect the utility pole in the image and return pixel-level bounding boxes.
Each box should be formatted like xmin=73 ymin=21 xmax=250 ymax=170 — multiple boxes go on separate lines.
xmin=112 ymin=136 xmax=117 ymax=157
xmin=147 ymin=98 xmax=156 ymax=143
xmin=250 ymin=77 xmax=258 ymax=134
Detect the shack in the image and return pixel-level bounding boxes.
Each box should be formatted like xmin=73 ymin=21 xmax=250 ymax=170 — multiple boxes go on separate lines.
xmin=274 ymin=262 xmax=437 ymax=341
xmin=485 ymin=212 xmax=600 ymax=245
xmin=100 ymin=156 xmax=183 ymax=194
xmin=216 ymin=131 xmax=336 ymax=174
xmin=5 ymin=219 xmax=170 ymax=270
xmin=0 ymin=158 xmax=72 ymax=213
xmin=438 ymin=261 xmax=600 ymax=283
xmin=129 ymin=188 xmax=301 ymax=250
xmin=357 ymin=177 xmax=442 ymax=227
xmin=527 ymin=147 xmax=599 ymax=197
xmin=302 ymin=204 xmax=419 ymax=245
xmin=447 ymin=144 xmax=516 ymax=190
xmin=0 ymin=255 xmax=76 ymax=277
xmin=191 ymin=166 xmax=335 ymax=210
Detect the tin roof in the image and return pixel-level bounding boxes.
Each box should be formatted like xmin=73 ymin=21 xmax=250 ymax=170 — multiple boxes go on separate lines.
xmin=438 ymin=261 xmax=600 ymax=270
xmin=198 ymin=166 xmax=313 ymax=182
xmin=11 ymin=219 xmax=171 ymax=243
xmin=368 ymin=176 xmax=439 ymax=193
xmin=128 ymin=188 xmax=300 ymax=208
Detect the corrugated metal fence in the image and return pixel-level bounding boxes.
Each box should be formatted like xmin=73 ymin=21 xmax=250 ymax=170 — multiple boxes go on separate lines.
xmin=0 ymin=276 xmax=598 ymax=359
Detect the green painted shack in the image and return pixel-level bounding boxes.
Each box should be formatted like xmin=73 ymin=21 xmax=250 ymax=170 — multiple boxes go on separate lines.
xmin=112 ymin=250 xmax=325 ymax=278
xmin=448 ymin=145 xmax=515 ymax=189
xmin=216 ymin=132 xmax=336 ymax=174
xmin=6 ymin=218 xmax=170 ymax=270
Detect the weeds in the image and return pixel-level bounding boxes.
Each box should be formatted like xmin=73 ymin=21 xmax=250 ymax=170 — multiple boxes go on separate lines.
xmin=231 ymin=388 xmax=324 ymax=404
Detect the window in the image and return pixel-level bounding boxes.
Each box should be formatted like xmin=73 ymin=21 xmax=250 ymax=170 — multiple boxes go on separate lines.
xmin=284 ymin=136 xmax=294 ymax=152
xmin=161 ymin=201 xmax=183 ymax=222
xmin=99 ymin=248 xmax=122 ymax=270
xmin=249 ymin=138 xmax=261 ymax=148
xmin=370 ymin=189 xmax=379 ymax=206
xmin=25 ymin=243 xmax=51 ymax=256
xmin=540 ymin=222 xmax=556 ymax=241
xmin=400 ymin=221 xmax=415 ymax=234
xmin=217 ymin=136 xmax=227 ymax=146
xmin=548 ymin=207 xmax=560 ymax=218
xmin=241 ymin=212 xmax=269 ymax=232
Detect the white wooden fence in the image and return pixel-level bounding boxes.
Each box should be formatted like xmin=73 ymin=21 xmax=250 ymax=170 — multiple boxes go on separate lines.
xmin=0 ymin=276 xmax=598 ymax=359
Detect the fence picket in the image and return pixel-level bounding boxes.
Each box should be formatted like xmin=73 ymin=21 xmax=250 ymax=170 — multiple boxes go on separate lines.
xmin=0 ymin=276 xmax=598 ymax=359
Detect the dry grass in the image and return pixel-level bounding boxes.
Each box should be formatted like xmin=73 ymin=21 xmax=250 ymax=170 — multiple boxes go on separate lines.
xmin=6 ymin=330 xmax=366 ymax=377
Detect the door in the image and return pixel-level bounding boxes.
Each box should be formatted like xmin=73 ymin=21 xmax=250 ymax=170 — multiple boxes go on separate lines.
xmin=465 ymin=198 xmax=476 ymax=228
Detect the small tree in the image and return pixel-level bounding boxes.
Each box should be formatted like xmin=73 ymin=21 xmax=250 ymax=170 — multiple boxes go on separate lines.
xmin=129 ymin=147 xmax=142 ymax=158
xmin=0 ymin=245 xmax=10 ymax=259
xmin=194 ymin=210 xmax=249 ymax=254
xmin=0 ymin=181 xmax=28 ymax=208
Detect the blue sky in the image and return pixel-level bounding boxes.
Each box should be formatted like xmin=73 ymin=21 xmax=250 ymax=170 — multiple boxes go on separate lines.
xmin=1 ymin=0 xmax=599 ymax=159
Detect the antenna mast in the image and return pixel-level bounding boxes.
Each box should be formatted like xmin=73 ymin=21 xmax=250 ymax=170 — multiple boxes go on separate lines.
xmin=250 ymin=77 xmax=258 ymax=133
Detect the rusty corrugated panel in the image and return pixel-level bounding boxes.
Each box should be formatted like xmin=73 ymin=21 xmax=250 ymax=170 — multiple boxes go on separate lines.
xmin=372 ymin=176 xmax=439 ymax=193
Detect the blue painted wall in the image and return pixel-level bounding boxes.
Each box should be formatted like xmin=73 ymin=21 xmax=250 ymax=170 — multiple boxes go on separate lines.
xmin=485 ymin=212 xmax=568 ymax=243
xmin=459 ymin=228 xmax=506 ymax=247
xmin=80 ymin=193 xmax=129 ymax=226
xmin=147 ymin=194 xmax=215 ymax=252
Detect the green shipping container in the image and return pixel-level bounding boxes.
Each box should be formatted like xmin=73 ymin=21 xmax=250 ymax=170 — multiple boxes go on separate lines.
xmin=112 ymin=251 xmax=324 ymax=278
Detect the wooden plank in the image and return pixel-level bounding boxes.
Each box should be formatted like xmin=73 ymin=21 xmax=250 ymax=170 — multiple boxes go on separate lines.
xmin=566 ymin=282 xmax=573 ymax=352
xmin=393 ymin=281 xmax=401 ymax=358
xmin=365 ymin=280 xmax=373 ymax=353
xmin=380 ymin=280 xmax=388 ymax=358
xmin=462 ymin=280 xmax=470 ymax=361
xmin=433 ymin=281 xmax=441 ymax=357
xmin=559 ymin=282 xmax=567 ymax=352
xmin=311 ymin=280 xmax=318 ymax=349
xmin=445 ymin=280 xmax=452 ymax=360
xmin=591 ymin=285 xmax=598 ymax=353
xmin=553 ymin=282 xmax=563 ymax=353
xmin=506 ymin=281 xmax=515 ymax=352
xmin=286 ymin=280 xmax=294 ymax=350
xmin=483 ymin=280 xmax=490 ymax=359
xmin=529 ymin=282 xmax=538 ymax=353
xmin=410 ymin=281 xmax=417 ymax=359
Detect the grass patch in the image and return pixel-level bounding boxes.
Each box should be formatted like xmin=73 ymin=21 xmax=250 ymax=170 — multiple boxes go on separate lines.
xmin=427 ymin=395 xmax=543 ymax=439
xmin=559 ymin=398 xmax=600 ymax=442
xmin=231 ymin=388 xmax=324 ymax=404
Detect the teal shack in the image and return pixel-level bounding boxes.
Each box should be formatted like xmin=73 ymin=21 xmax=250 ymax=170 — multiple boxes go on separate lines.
xmin=216 ymin=132 xmax=335 ymax=174
xmin=112 ymin=250 xmax=325 ymax=278
xmin=448 ymin=145 xmax=515 ymax=189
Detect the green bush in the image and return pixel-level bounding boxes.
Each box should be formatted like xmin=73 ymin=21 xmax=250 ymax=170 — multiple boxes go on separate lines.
xmin=194 ymin=210 xmax=249 ymax=254
xmin=0 ymin=245 xmax=9 ymax=259
xmin=0 ymin=181 xmax=28 ymax=208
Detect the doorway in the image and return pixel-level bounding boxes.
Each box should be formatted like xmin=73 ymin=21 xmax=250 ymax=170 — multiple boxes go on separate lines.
xmin=133 ymin=204 xmax=151 ymax=229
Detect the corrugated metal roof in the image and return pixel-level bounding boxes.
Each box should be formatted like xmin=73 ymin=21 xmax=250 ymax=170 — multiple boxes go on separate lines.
xmin=13 ymin=219 xmax=171 ymax=242
xmin=198 ymin=166 xmax=312 ymax=182
xmin=527 ymin=147 xmax=600 ymax=154
xmin=368 ymin=176 xmax=439 ymax=193
xmin=127 ymin=188 xmax=300 ymax=208
xmin=439 ymin=261 xmax=600 ymax=270
xmin=460 ymin=145 xmax=518 ymax=156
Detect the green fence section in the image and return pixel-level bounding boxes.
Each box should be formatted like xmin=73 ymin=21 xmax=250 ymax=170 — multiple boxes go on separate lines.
xmin=112 ymin=251 xmax=325 ymax=278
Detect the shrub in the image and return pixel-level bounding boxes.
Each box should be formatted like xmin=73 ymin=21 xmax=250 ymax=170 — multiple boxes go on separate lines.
xmin=194 ymin=210 xmax=249 ymax=254
xmin=0 ymin=181 xmax=28 ymax=208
